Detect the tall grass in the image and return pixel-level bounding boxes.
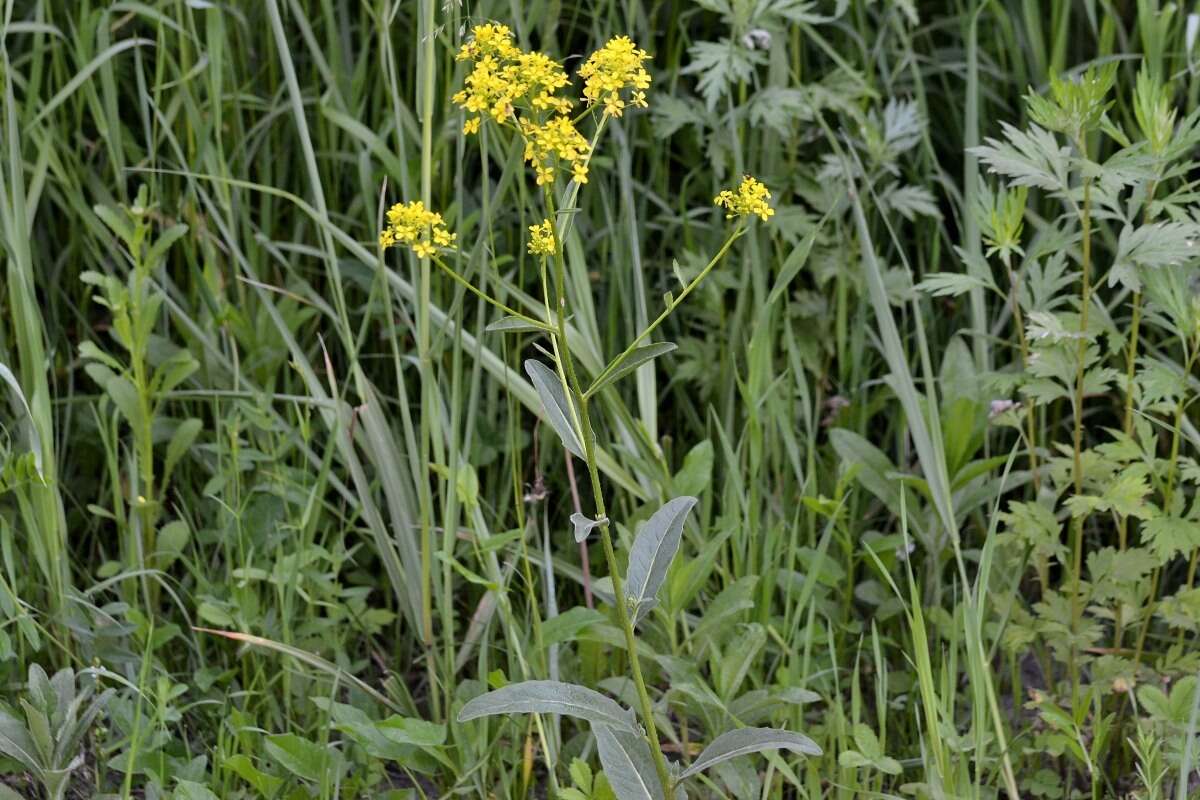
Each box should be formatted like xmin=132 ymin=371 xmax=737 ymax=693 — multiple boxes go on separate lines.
xmin=0 ymin=1 xmax=1198 ymax=798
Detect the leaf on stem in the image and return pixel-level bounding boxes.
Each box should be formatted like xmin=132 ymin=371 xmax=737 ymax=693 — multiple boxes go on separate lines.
xmin=590 ymin=342 xmax=677 ymax=395
xmin=593 ymin=723 xmax=666 ymax=800
xmin=625 ymin=496 xmax=697 ymax=623
xmin=677 ymin=727 xmax=822 ymax=781
xmin=525 ymin=360 xmax=585 ymax=459
xmin=486 ymin=316 xmax=545 ymax=333
xmin=457 ymin=680 xmax=638 ymax=733
xmin=570 ymin=512 xmax=607 ymax=543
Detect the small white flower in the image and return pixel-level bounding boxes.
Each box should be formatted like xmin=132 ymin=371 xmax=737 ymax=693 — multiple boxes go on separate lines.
xmin=741 ymin=28 xmax=772 ymax=50
xmin=989 ymin=399 xmax=1019 ymax=418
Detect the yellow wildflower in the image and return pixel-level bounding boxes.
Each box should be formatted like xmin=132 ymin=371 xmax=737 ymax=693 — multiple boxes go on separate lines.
xmin=528 ymin=219 xmax=556 ymax=255
xmin=452 ymin=24 xmax=573 ymax=129
xmin=520 ymin=115 xmax=590 ymax=186
xmin=379 ymin=201 xmax=456 ymax=257
xmin=714 ymin=176 xmax=774 ymax=222
xmin=463 ymin=116 xmax=481 ymax=135
xmin=579 ymin=35 xmax=652 ymax=117
xmin=455 ymin=23 xmax=520 ymax=63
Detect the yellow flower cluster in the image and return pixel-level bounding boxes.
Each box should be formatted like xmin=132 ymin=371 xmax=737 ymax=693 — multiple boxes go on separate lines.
xmin=452 ymin=24 xmax=588 ymax=185
xmin=579 ymin=36 xmax=652 ymax=117
xmin=520 ymin=115 xmax=590 ymax=185
xmin=452 ymin=24 xmax=572 ymax=132
xmin=379 ymin=201 xmax=456 ymax=258
xmin=527 ymin=219 xmax=556 ymax=255
xmin=714 ymin=176 xmax=774 ymax=222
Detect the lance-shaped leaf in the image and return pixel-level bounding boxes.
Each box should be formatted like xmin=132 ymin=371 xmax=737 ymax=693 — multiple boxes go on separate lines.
xmin=678 ymin=727 xmax=822 ymax=781
xmin=570 ymin=512 xmax=607 ymax=543
xmin=486 ymin=316 xmax=544 ymax=333
xmin=525 ymin=360 xmax=585 ymax=459
xmin=590 ymin=342 xmax=677 ymax=395
xmin=625 ymin=497 xmax=697 ymax=622
xmin=593 ymin=723 xmax=666 ymax=800
xmin=458 ymin=680 xmax=637 ymax=733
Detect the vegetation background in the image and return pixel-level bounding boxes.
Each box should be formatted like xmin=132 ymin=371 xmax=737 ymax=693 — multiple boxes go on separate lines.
xmin=2 ymin=0 xmax=1200 ymax=797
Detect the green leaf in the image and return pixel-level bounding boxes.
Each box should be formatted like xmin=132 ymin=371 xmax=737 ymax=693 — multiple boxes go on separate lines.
xmin=677 ymin=727 xmax=821 ymax=780
xmin=146 ymin=223 xmax=189 ymax=267
xmin=265 ymin=733 xmax=332 ymax=784
xmin=102 ymin=374 xmax=142 ymax=430
xmin=969 ymin=123 xmax=1071 ymax=192
xmin=222 ymin=755 xmax=284 ymax=796
xmin=671 ymin=441 xmax=713 ymax=498
xmin=542 ymin=607 xmax=605 ymax=648
xmin=153 ymin=351 xmax=199 ymax=396
xmin=570 ymin=512 xmax=606 ymax=543
xmin=458 ymin=680 xmax=638 ymax=733
xmin=173 ymin=780 xmax=220 ymax=800
xmin=568 ymin=757 xmax=594 ymax=793
xmin=593 ymin=723 xmax=665 ymax=800
xmin=625 ymin=497 xmax=698 ymax=623
xmin=1142 ymin=516 xmax=1200 ymax=563
xmin=716 ymin=623 xmax=766 ymax=698
xmin=486 ymin=316 xmax=545 ymax=333
xmin=0 ymin=708 xmax=39 ymax=771
xmin=916 ymin=272 xmax=995 ymax=298
xmin=682 ymin=39 xmax=766 ymax=110
xmin=157 ymin=520 xmax=190 ymax=565
xmin=1110 ymin=221 xmax=1200 ymax=292
xmin=524 ymin=360 xmax=585 ymax=459
xmin=590 ymin=343 xmax=677 ymax=395
xmin=376 ymin=715 xmax=445 ymax=746
xmin=164 ymin=418 xmax=202 ymax=481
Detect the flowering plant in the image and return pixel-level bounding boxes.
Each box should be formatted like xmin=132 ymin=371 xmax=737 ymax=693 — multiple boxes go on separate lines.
xmin=380 ymin=23 xmax=813 ymax=799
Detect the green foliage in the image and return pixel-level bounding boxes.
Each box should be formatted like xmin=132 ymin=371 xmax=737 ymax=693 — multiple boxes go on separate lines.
xmin=2 ymin=1 xmax=1200 ymax=797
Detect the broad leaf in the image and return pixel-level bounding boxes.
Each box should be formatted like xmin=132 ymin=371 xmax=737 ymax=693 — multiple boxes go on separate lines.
xmin=458 ymin=680 xmax=637 ymax=733
xmin=593 ymin=723 xmax=665 ymax=800
xmin=174 ymin=780 xmax=221 ymax=800
xmin=590 ymin=342 xmax=677 ymax=395
xmin=625 ymin=497 xmax=698 ymax=623
xmin=678 ymin=727 xmax=821 ymax=780
xmin=264 ymin=733 xmax=334 ymax=784
xmin=524 ymin=360 xmax=585 ymax=458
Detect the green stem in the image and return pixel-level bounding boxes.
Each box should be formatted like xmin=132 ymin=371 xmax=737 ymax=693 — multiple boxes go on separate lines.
xmin=543 ymin=190 xmax=675 ymax=795
xmin=431 ymin=255 xmax=553 ymax=331
xmin=418 ymin=0 xmax=439 ymax=720
xmin=1069 ymin=153 xmax=1093 ymax=702
xmin=584 ymin=227 xmax=743 ymax=399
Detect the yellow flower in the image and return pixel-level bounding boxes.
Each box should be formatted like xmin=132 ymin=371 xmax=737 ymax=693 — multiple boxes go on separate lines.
xmin=453 ymin=24 xmax=573 ymax=129
xmin=714 ymin=176 xmax=774 ymax=222
xmin=521 ymin=114 xmax=590 ymax=187
xmin=528 ymin=219 xmax=556 ymax=255
xmin=579 ymin=35 xmax=652 ymax=117
xmin=452 ymin=24 xmax=593 ymax=186
xmin=379 ymin=201 xmax=457 ymax=256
